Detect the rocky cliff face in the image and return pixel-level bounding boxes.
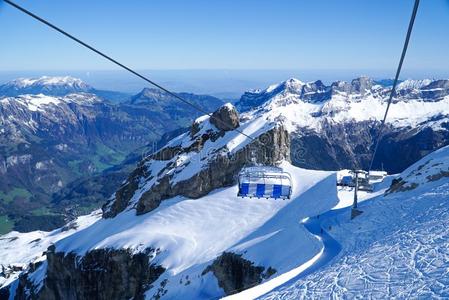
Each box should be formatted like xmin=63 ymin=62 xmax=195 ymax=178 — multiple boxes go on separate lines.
xmin=13 ymin=246 xmax=165 ymax=300
xmin=104 ymin=103 xmax=290 ymax=217
xmin=202 ymin=252 xmax=276 ymax=295
xmin=290 ymin=119 xmax=449 ymax=173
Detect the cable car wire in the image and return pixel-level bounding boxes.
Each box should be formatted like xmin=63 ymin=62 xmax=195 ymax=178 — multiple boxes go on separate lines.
xmin=2 ymin=0 xmax=263 ymax=146
xmin=5 ymin=0 xmax=421 ymax=172
xmin=368 ymin=0 xmax=420 ymax=172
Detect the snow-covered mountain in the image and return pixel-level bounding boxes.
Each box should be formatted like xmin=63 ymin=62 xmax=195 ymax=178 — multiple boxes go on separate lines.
xmin=238 ymin=77 xmax=449 ymax=129
xmin=2 ymin=76 xmax=449 ymax=299
xmin=3 ymin=102 xmax=449 ymax=298
xmin=0 ymin=101 xmax=336 ymax=298
xmin=0 ymin=76 xmax=93 ymax=97
xmin=237 ymin=77 xmax=449 ymax=172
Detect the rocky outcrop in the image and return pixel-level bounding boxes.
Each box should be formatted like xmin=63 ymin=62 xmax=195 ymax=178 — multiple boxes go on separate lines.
xmin=104 ymin=121 xmax=290 ymax=217
xmin=14 ymin=246 xmax=165 ymax=300
xmin=134 ymin=124 xmax=289 ymax=215
xmin=350 ymin=76 xmax=374 ymax=95
xmin=202 ymin=252 xmax=276 ymax=295
xmin=210 ymin=104 xmax=240 ymax=131
xmin=103 ymin=103 xmax=290 ymax=218
xmin=290 ymin=120 xmax=376 ymax=171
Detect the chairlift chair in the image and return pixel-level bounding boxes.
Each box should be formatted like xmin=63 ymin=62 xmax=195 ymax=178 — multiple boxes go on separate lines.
xmin=238 ymin=166 xmax=292 ymax=199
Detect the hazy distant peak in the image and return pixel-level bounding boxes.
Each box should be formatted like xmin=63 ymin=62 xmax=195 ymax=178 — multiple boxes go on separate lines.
xmin=0 ymin=76 xmax=92 ymax=96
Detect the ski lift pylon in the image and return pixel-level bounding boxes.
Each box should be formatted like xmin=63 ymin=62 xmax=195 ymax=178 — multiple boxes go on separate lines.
xmin=238 ymin=166 xmax=292 ymax=199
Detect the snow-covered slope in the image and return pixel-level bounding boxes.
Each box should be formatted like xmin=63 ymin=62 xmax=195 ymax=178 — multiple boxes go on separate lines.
xmin=0 ymin=98 xmax=339 ymax=298
xmin=59 ymin=163 xmax=337 ymax=299
xmin=262 ymin=145 xmax=449 ymax=299
xmin=2 ymin=162 xmax=339 ymax=299
xmin=0 ymin=210 xmax=101 ymax=288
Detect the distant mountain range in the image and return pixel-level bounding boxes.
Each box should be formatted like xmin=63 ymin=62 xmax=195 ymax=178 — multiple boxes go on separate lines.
xmin=0 ymin=76 xmax=131 ymax=103
xmin=0 ymin=76 xmax=224 ymax=233
xmin=0 ymin=76 xmax=93 ymax=97
xmin=237 ymin=76 xmax=449 ymax=172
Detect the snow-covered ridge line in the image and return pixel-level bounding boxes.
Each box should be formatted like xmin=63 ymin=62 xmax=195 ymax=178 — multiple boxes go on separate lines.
xmin=3 ymin=76 xmax=86 ymax=88
xmin=0 ymin=76 xmax=93 ymax=97
xmin=236 ymin=77 xmax=449 ymax=132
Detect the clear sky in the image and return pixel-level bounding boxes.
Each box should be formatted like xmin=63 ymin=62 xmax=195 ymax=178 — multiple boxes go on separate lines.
xmin=0 ymin=0 xmax=448 ymax=73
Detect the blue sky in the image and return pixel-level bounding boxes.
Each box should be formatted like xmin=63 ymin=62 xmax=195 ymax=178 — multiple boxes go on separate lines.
xmin=0 ymin=0 xmax=448 ymax=94
xmin=1 ymin=0 xmax=448 ymax=71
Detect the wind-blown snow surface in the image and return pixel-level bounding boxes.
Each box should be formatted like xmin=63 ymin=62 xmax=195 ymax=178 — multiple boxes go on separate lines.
xmin=261 ymin=146 xmax=449 ymax=299
xmin=11 ymin=163 xmax=337 ymax=299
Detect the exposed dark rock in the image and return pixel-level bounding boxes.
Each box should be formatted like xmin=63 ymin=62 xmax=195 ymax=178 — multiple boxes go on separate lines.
xmin=13 ymin=248 xmax=165 ymax=300
xmin=386 ymin=178 xmax=419 ymax=194
xmin=290 ymin=120 xmax=375 ymax=171
xmin=291 ymin=120 xmax=449 ymax=174
xmin=202 ymin=252 xmax=276 ymax=295
xmin=152 ymin=146 xmax=182 ymax=161
xmin=351 ymin=76 xmax=374 ymax=94
xmin=301 ymin=80 xmax=331 ymax=102
xmin=210 ymin=104 xmax=240 ymax=131
xmin=331 ymin=80 xmax=352 ymax=94
xmin=102 ymin=166 xmax=146 ymax=218
xmin=427 ymin=170 xmax=449 ymax=182
xmin=190 ymin=119 xmax=202 ymax=137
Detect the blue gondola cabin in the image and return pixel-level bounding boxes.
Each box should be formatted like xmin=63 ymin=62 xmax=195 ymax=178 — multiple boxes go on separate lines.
xmin=238 ymin=166 xmax=292 ymax=199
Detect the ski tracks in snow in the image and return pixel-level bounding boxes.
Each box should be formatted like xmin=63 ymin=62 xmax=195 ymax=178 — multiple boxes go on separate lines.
xmin=261 ymin=184 xmax=449 ymax=299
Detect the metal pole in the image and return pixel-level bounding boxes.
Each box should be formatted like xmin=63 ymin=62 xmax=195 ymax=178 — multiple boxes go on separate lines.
xmin=353 ymin=171 xmax=359 ymax=209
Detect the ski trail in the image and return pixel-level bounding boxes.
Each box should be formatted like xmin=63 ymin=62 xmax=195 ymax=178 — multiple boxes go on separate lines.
xmin=223 ymin=207 xmax=343 ymax=300
xmin=257 ymin=211 xmax=343 ymax=299
xmin=296 ymin=213 xmax=343 ymax=279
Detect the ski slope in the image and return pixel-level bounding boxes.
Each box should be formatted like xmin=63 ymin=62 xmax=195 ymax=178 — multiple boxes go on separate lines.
xmin=225 ymin=172 xmax=393 ymax=300
xmin=261 ymin=147 xmax=449 ymax=299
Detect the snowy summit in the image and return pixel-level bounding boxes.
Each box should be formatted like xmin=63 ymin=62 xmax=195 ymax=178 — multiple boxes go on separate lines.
xmin=0 ymin=76 xmax=92 ymax=97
